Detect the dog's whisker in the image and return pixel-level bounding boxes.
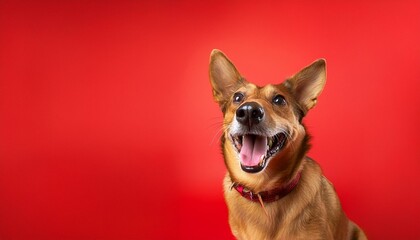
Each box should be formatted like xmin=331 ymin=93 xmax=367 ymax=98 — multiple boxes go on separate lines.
xmin=207 ymin=121 xmax=223 ymax=128
xmin=278 ymin=128 xmax=297 ymax=153
xmin=210 ymin=127 xmax=225 ymax=146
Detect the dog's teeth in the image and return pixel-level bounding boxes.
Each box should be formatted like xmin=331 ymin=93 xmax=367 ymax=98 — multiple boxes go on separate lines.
xmin=259 ymin=155 xmax=265 ymax=167
xmin=268 ymin=137 xmax=273 ymax=148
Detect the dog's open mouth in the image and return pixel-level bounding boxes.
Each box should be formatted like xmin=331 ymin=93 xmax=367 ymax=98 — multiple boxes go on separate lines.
xmin=231 ymin=133 xmax=287 ymax=173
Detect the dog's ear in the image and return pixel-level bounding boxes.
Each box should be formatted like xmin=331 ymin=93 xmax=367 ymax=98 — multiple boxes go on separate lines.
xmin=209 ymin=49 xmax=244 ymax=108
xmin=285 ymin=59 xmax=326 ymax=116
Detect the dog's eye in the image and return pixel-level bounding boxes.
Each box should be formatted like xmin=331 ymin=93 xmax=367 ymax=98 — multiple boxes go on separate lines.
xmin=233 ymin=92 xmax=244 ymax=103
xmin=273 ymin=94 xmax=286 ymax=105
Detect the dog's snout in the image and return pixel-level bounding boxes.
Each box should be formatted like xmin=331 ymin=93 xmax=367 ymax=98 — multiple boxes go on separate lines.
xmin=236 ymin=102 xmax=264 ymax=127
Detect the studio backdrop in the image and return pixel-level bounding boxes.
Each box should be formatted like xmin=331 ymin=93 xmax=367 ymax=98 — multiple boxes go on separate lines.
xmin=0 ymin=1 xmax=419 ymax=239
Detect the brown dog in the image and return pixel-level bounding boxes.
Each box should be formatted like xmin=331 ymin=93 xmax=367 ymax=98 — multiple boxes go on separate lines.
xmin=209 ymin=49 xmax=366 ymax=239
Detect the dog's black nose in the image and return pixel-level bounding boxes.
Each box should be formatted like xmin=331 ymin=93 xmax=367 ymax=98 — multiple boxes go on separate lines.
xmin=236 ymin=102 xmax=264 ymax=127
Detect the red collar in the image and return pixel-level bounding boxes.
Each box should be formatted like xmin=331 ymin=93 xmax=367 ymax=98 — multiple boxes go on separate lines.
xmin=232 ymin=171 xmax=302 ymax=203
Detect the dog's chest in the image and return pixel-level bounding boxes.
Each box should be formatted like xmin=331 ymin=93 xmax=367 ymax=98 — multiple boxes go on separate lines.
xmin=224 ymin=183 xmax=329 ymax=239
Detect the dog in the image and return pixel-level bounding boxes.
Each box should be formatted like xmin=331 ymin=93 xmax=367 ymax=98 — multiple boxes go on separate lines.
xmin=209 ymin=49 xmax=366 ymax=239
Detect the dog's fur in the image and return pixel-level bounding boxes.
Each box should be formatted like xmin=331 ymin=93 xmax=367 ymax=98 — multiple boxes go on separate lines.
xmin=209 ymin=49 xmax=366 ymax=239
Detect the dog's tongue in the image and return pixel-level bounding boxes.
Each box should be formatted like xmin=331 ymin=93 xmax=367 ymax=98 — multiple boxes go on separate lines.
xmin=239 ymin=135 xmax=268 ymax=166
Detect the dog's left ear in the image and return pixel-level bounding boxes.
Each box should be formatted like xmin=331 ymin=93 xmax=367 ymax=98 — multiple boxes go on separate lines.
xmin=285 ymin=59 xmax=326 ymax=116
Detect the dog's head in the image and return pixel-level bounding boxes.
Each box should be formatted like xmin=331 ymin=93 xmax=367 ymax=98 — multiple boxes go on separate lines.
xmin=209 ymin=49 xmax=326 ymax=189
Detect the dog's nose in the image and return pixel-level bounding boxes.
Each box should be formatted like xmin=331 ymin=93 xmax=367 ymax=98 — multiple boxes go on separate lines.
xmin=236 ymin=102 xmax=264 ymax=127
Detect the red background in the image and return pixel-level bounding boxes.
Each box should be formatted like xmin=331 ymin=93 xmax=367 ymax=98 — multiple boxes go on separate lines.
xmin=0 ymin=1 xmax=419 ymax=239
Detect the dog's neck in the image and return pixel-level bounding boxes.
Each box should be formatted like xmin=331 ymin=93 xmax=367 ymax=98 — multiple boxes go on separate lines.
xmin=230 ymin=170 xmax=302 ymax=203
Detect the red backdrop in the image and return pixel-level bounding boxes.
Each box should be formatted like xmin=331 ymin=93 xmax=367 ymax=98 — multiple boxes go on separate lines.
xmin=1 ymin=1 xmax=419 ymax=239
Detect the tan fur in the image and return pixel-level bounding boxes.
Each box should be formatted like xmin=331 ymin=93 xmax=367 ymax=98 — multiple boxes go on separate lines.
xmin=209 ymin=49 xmax=367 ymax=239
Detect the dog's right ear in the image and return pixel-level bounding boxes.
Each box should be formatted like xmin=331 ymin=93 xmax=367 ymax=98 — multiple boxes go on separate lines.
xmin=209 ymin=49 xmax=244 ymax=109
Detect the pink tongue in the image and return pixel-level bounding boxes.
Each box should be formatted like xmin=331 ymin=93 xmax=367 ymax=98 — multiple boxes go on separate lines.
xmin=239 ymin=135 xmax=268 ymax=166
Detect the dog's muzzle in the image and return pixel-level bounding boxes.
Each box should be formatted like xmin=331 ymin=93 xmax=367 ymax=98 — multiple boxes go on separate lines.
xmin=231 ymin=102 xmax=287 ymax=173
